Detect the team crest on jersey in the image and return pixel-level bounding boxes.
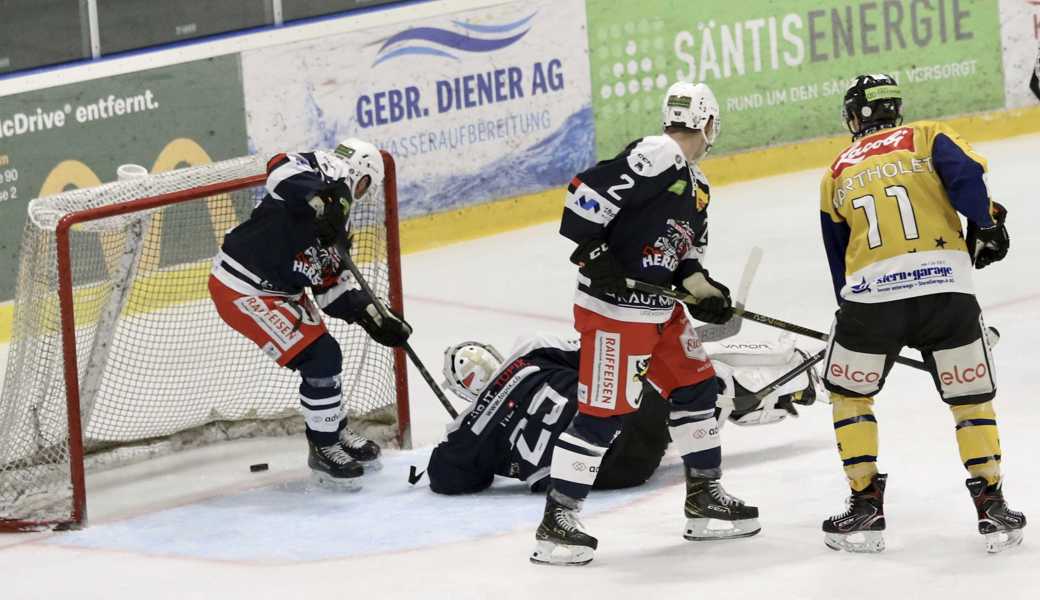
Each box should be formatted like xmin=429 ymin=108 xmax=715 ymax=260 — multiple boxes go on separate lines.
xmin=292 ymin=246 xmax=342 ymax=286
xmin=830 ymin=127 xmax=915 ymax=177
xmin=641 ymin=218 xmax=695 ymax=270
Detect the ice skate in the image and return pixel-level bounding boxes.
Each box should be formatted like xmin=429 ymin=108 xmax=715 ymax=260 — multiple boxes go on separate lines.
xmin=307 ymin=438 xmax=364 ymax=490
xmin=966 ymin=477 xmax=1026 ymax=553
xmin=340 ymin=427 xmax=382 ymax=471
xmin=823 ymin=473 xmax=886 ymax=553
xmin=683 ymin=474 xmax=761 ymax=540
xmin=530 ymin=491 xmax=597 ymax=566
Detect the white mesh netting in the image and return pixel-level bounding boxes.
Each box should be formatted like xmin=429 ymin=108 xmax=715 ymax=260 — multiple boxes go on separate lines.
xmin=0 ymin=155 xmax=405 ymax=527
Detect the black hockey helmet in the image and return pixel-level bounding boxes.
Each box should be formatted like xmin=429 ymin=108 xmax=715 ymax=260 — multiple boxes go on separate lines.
xmin=842 ymin=74 xmax=903 ymax=139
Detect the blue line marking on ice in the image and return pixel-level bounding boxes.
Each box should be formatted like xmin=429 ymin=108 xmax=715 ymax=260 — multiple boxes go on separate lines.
xmin=47 ymin=449 xmax=684 ymax=562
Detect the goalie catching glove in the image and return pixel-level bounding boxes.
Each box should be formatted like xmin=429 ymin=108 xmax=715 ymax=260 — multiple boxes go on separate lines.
xmin=357 ymin=303 xmax=412 ymax=347
xmin=681 ymin=271 xmax=735 ymax=325
xmin=966 ymin=201 xmax=1009 ymax=270
xmin=570 ymin=238 xmax=628 ymax=294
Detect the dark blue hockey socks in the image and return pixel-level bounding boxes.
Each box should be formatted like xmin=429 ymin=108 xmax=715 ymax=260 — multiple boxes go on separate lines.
xmin=547 ymin=413 xmax=622 ymax=500
xmin=669 ymin=380 xmax=722 ymax=478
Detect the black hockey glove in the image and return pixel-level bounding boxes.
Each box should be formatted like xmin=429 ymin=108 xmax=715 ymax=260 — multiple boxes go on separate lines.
xmin=357 ymin=303 xmax=412 ymax=347
xmin=681 ymin=271 xmax=734 ymax=325
xmin=314 ymin=182 xmax=352 ymax=247
xmin=966 ymin=201 xmax=1009 ymax=270
xmin=570 ymin=239 xmax=628 ymax=294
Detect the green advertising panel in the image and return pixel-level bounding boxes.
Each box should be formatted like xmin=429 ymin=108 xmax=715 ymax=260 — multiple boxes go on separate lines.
xmin=0 ymin=55 xmax=249 ymax=300
xmin=586 ymin=0 xmax=1003 ymax=158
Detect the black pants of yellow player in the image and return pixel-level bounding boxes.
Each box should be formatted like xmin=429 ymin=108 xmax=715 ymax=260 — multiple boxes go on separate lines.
xmin=823 ymin=293 xmax=1001 ymax=491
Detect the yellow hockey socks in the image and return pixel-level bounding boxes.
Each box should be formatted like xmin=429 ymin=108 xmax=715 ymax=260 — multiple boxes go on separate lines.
xmin=951 ymin=402 xmax=1002 ymax=486
xmin=831 ymin=394 xmax=880 ymax=492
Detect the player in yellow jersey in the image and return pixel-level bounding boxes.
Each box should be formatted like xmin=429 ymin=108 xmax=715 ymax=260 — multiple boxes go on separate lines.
xmin=818 ymin=74 xmax=1024 ymax=554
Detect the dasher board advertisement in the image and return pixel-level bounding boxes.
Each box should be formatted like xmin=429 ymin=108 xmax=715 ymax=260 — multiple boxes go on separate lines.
xmin=586 ymin=0 xmax=1004 ymax=158
xmin=243 ymin=0 xmax=595 ymax=218
xmin=0 ymin=56 xmax=249 ymax=301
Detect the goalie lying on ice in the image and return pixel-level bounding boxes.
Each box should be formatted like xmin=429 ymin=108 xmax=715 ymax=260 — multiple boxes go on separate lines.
xmin=427 ymin=333 xmax=824 ymax=495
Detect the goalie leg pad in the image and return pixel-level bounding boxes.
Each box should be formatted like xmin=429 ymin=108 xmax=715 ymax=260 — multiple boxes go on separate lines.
xmin=289 ymin=334 xmax=344 ymax=447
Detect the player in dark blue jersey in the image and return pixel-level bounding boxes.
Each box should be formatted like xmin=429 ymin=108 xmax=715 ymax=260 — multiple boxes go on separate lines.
xmin=428 ymin=334 xmax=823 ymax=496
xmin=531 ymin=81 xmax=758 ymax=566
xmin=428 ymin=335 xmax=668 ymax=496
xmin=209 ymin=138 xmax=412 ymax=489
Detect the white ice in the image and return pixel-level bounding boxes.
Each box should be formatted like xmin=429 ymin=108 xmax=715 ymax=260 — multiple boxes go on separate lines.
xmin=1 ymin=134 xmax=1038 ymax=599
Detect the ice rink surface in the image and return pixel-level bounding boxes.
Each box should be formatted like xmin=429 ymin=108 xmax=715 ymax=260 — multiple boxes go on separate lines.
xmin=0 ymin=133 xmax=1038 ymax=599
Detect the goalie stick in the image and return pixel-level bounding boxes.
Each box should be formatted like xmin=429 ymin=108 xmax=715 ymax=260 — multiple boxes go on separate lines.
xmin=694 ymin=246 xmax=762 ymax=343
xmin=337 ymin=245 xmax=460 ymax=419
xmin=738 ymin=348 xmax=826 ymax=404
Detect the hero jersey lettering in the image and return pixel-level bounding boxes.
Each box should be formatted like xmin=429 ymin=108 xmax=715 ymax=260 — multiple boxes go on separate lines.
xmin=820 ymin=121 xmax=997 ymax=303
xmin=562 ymin=135 xmax=711 ymax=323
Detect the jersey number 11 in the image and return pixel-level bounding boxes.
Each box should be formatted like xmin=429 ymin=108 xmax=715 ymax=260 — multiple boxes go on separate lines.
xmin=851 ymin=185 xmax=919 ymax=249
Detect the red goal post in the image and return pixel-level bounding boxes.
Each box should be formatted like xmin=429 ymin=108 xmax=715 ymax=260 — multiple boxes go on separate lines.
xmin=0 ymin=151 xmax=409 ymax=531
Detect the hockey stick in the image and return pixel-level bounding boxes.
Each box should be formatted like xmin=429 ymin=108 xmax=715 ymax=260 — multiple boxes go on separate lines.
xmin=694 ymin=246 xmax=762 ymax=343
xmin=741 ymin=348 xmax=826 ymax=403
xmin=338 ymin=248 xmax=460 ymax=419
xmin=624 ymin=278 xmax=931 ymax=372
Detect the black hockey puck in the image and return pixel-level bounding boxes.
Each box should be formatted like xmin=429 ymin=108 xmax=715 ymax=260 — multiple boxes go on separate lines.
xmin=249 ymin=463 xmax=269 ymax=473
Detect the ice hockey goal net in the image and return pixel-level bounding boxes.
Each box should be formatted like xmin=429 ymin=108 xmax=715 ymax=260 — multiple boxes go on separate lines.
xmin=0 ymin=151 xmax=409 ymax=531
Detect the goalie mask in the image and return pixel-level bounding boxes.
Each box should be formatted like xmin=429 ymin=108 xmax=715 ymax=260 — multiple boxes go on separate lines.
xmin=662 ymin=81 xmax=720 ymax=151
xmin=442 ymin=342 xmax=505 ymax=403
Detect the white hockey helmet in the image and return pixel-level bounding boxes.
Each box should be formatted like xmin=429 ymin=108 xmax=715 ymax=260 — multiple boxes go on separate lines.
xmin=662 ymin=81 xmax=721 ymax=148
xmin=442 ymin=341 xmax=505 ymax=403
xmin=320 ymin=137 xmax=384 ymax=201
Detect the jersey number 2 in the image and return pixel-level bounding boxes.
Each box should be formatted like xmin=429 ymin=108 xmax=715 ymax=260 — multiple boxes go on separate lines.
xmin=850 ymin=185 xmax=919 ymax=249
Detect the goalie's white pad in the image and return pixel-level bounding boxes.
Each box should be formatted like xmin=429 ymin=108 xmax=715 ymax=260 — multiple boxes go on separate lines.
xmin=709 ymin=335 xmax=826 ymax=427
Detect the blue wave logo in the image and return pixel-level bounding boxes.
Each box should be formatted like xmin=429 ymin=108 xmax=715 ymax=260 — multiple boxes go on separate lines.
xmin=372 ymin=12 xmax=536 ymax=66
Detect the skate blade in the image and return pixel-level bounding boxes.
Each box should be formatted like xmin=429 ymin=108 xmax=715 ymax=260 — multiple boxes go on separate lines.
xmin=529 ymin=540 xmax=594 ymax=566
xmin=684 ymin=517 xmax=761 ymax=541
xmin=984 ymin=529 xmax=1024 ymax=554
xmin=310 ymin=471 xmax=363 ymax=491
xmin=823 ymin=530 xmax=885 ymax=553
